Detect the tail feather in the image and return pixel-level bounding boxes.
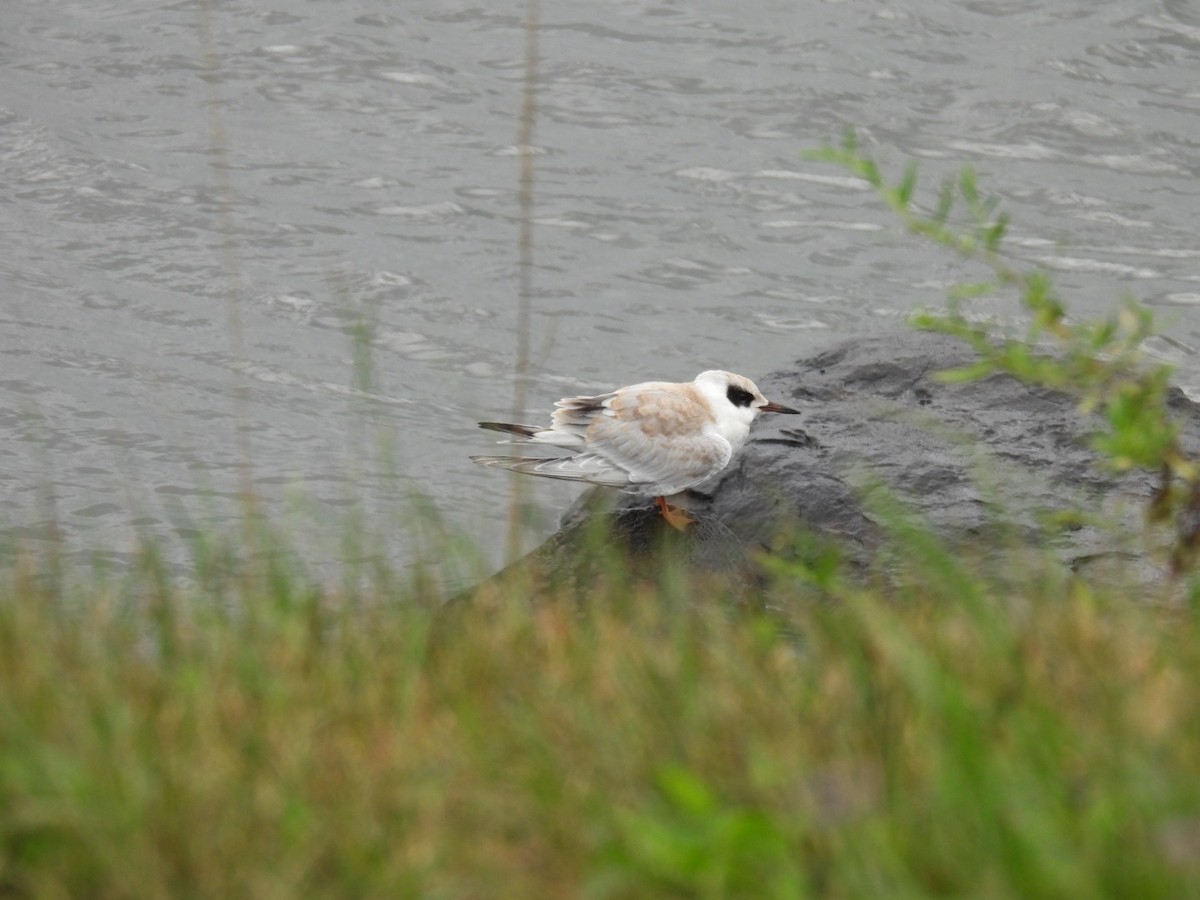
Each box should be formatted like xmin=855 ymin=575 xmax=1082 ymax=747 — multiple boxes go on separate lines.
xmin=477 ymin=419 xmax=587 ymax=451
xmin=469 ymin=453 xmax=630 ymax=487
xmin=478 ymin=421 xmax=540 ymax=439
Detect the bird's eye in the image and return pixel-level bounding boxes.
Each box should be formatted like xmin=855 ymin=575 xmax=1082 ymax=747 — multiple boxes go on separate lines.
xmin=726 ymin=385 xmax=755 ymax=408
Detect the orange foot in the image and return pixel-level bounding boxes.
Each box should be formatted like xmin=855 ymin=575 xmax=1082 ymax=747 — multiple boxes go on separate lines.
xmin=655 ymin=496 xmax=695 ymax=532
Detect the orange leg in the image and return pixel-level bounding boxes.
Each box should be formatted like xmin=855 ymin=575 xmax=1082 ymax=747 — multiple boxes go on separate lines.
xmin=655 ymin=496 xmax=695 ymax=531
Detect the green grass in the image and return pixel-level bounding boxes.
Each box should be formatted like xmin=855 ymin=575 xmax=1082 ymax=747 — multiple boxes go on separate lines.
xmin=2 ymin=520 xmax=1200 ymax=899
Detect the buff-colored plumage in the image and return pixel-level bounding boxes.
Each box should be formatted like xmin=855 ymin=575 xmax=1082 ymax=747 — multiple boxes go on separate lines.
xmin=470 ymin=370 xmax=799 ymax=497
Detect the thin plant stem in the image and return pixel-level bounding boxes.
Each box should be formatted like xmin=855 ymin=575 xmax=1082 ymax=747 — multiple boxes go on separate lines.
xmin=507 ymin=0 xmax=541 ymax=563
xmin=198 ymin=1 xmax=255 ymax=515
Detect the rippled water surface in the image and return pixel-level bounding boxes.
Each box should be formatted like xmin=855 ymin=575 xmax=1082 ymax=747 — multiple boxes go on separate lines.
xmin=3 ymin=0 xmax=1199 ymax=573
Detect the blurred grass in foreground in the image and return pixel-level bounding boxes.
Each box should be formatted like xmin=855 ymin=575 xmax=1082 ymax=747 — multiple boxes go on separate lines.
xmin=2 ymin=516 xmax=1200 ymax=899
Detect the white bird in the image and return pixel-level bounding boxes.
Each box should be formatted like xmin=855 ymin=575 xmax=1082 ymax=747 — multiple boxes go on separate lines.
xmin=470 ymin=370 xmax=799 ymax=529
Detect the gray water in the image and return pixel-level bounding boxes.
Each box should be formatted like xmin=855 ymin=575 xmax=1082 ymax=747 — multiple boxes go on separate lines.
xmin=3 ymin=0 xmax=1199 ymax=577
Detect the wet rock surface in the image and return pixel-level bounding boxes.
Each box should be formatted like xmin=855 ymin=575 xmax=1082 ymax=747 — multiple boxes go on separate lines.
xmin=479 ymin=331 xmax=1199 ymax=593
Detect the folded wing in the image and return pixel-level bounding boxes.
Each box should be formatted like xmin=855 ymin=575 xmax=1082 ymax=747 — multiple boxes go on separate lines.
xmin=583 ymin=385 xmax=731 ymax=493
xmin=472 ymin=382 xmax=732 ymax=494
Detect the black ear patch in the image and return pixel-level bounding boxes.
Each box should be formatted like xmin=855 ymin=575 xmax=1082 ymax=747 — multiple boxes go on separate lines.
xmin=726 ymin=385 xmax=755 ymax=408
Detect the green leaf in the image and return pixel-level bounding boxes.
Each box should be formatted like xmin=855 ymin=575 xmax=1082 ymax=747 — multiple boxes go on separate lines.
xmin=948 ymin=281 xmax=999 ymax=300
xmin=933 ymin=179 xmax=955 ymax=223
xmin=897 ymin=162 xmax=919 ymax=206
xmin=934 ymin=360 xmax=996 ymax=383
xmin=959 ymin=167 xmax=979 ymax=204
xmin=983 ymin=214 xmax=1009 ymax=252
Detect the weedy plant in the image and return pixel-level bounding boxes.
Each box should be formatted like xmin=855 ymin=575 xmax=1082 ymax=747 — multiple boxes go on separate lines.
xmin=808 ymin=130 xmax=1200 ymax=574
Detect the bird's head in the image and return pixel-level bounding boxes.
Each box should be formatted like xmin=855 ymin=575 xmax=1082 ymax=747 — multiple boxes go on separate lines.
xmin=693 ymin=370 xmax=800 ymax=443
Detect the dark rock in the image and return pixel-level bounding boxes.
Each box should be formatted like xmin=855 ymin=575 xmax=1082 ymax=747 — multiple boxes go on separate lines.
xmin=469 ymin=503 xmax=757 ymax=606
xmin=476 ymin=330 xmax=1198 ymax=594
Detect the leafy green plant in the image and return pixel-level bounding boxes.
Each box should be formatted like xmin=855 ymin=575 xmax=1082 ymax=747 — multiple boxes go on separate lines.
xmin=592 ymin=765 xmax=803 ymax=899
xmin=807 ymin=131 xmax=1200 ymax=573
